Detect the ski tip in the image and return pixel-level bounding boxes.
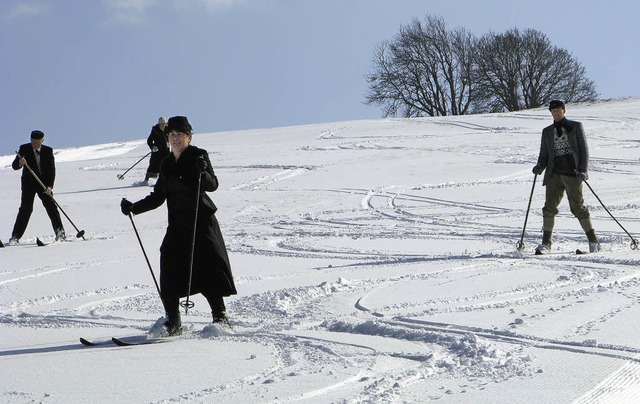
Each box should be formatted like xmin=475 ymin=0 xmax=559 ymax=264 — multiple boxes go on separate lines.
xmin=36 ymin=238 xmax=46 ymax=247
xmin=111 ymin=336 xmax=164 ymax=346
xmin=0 ymin=239 xmax=4 ymax=248
xmin=112 ymin=337 xmax=133 ymax=346
xmin=80 ymin=337 xmax=97 ymax=346
xmin=576 ymin=249 xmax=588 ymax=255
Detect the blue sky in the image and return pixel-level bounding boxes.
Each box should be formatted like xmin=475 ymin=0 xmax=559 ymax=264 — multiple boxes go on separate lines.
xmin=2 ymin=0 xmax=638 ymax=155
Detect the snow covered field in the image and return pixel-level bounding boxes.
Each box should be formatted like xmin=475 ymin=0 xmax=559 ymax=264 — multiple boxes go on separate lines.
xmin=2 ymin=99 xmax=640 ymax=403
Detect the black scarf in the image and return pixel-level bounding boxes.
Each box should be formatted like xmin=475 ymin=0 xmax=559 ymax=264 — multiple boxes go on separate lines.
xmin=553 ymin=118 xmax=572 ymax=136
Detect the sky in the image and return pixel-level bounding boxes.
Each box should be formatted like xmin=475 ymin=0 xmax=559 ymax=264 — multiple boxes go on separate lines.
xmin=1 ymin=0 xmax=639 ymax=155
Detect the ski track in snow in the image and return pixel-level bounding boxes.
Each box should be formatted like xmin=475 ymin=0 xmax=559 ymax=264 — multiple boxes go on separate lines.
xmin=2 ymin=100 xmax=640 ymax=403
xmin=573 ymin=356 xmax=640 ymax=403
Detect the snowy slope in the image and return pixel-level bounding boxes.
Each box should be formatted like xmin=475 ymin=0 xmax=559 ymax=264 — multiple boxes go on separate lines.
xmin=1 ymin=99 xmax=640 ymax=403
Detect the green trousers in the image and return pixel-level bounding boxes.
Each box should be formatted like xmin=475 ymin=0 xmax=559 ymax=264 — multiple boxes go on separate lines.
xmin=542 ymin=173 xmax=592 ymax=232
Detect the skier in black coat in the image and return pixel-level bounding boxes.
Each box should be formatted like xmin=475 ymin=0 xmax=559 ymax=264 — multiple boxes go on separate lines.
xmin=144 ymin=116 xmax=170 ymax=182
xmin=121 ymin=116 xmax=236 ymax=335
xmin=9 ymin=130 xmax=65 ymax=244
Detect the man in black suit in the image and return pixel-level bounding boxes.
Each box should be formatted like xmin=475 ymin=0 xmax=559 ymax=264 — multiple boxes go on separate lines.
xmin=9 ymin=130 xmax=66 ymax=244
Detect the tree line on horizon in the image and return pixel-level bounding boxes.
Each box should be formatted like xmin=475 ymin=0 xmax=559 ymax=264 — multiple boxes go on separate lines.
xmin=365 ymin=14 xmax=598 ymax=117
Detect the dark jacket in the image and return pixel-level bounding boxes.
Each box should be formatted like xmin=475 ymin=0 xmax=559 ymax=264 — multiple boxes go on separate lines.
xmin=147 ymin=124 xmax=170 ymax=174
xmin=12 ymin=143 xmax=56 ymax=191
xmin=536 ymin=118 xmax=589 ymax=186
xmin=131 ymin=145 xmax=237 ymax=298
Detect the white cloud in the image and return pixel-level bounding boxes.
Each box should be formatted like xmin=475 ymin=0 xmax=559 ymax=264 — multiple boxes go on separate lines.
xmin=169 ymin=0 xmax=245 ymax=13
xmin=102 ymin=0 xmax=156 ymax=24
xmin=101 ymin=0 xmax=243 ymax=24
xmin=196 ymin=0 xmax=244 ymax=11
xmin=4 ymin=1 xmax=48 ymax=20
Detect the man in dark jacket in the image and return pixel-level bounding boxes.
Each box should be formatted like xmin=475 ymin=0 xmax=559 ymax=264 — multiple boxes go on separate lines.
xmin=121 ymin=116 xmax=237 ymax=336
xmin=9 ymin=130 xmax=65 ymax=244
xmin=144 ymin=116 xmax=170 ymax=183
xmin=532 ymin=100 xmax=600 ymax=254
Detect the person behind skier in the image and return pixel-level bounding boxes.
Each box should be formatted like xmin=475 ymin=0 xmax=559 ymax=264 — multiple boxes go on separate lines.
xmin=143 ymin=116 xmax=170 ymax=183
xmin=8 ymin=130 xmax=66 ymax=244
xmin=121 ymin=116 xmax=237 ymax=336
xmin=532 ymin=100 xmax=601 ymax=254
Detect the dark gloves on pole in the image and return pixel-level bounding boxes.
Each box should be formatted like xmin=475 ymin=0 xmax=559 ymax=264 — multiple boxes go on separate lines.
xmin=532 ymin=165 xmax=544 ymax=175
xmin=196 ymin=156 xmax=207 ymax=173
xmin=121 ymin=198 xmax=134 ymax=216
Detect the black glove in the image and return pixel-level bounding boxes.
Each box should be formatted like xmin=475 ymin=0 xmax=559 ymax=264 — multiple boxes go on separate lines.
xmin=121 ymin=198 xmax=134 ymax=216
xmin=532 ymin=165 xmax=544 ymax=175
xmin=196 ymin=156 xmax=207 ymax=173
xmin=151 ymin=146 xmax=159 ymax=152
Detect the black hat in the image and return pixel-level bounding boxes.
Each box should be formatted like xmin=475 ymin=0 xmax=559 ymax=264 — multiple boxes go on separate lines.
xmin=30 ymin=130 xmax=45 ymax=140
xmin=166 ymin=116 xmax=192 ymax=134
xmin=548 ymin=100 xmax=565 ymax=110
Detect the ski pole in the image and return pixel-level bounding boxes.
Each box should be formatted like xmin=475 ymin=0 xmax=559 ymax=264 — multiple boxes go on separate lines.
xmin=583 ymin=180 xmax=638 ymax=250
xmin=16 ymin=152 xmax=86 ymax=239
xmin=127 ymin=210 xmax=162 ymax=298
xmin=180 ymin=173 xmax=203 ymax=315
xmin=516 ymin=174 xmax=538 ymax=252
xmin=117 ymin=151 xmax=152 ymax=180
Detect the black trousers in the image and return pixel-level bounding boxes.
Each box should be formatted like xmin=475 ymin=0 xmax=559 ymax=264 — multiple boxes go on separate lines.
xmin=12 ymin=187 xmax=64 ymax=238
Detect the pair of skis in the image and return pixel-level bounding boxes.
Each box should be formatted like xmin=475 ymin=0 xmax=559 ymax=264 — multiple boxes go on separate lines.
xmin=0 ymin=238 xmax=54 ymax=248
xmin=80 ymin=323 xmax=232 ymax=347
xmin=80 ymin=336 xmax=168 ymax=347
xmin=535 ymin=248 xmax=590 ymax=256
xmin=0 ymin=234 xmax=79 ymax=247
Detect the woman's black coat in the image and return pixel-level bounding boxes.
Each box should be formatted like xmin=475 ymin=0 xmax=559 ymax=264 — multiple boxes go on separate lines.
xmin=146 ymin=124 xmax=170 ymax=174
xmin=131 ymin=145 xmax=237 ymax=300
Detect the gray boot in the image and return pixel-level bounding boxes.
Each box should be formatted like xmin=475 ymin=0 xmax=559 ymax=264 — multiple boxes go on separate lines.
xmin=586 ymin=229 xmax=601 ymax=252
xmin=536 ymin=230 xmax=553 ymax=254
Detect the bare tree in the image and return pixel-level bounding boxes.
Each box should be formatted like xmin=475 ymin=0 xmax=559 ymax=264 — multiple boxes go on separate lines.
xmin=365 ymin=15 xmax=475 ymax=117
xmin=474 ymin=28 xmax=598 ymax=111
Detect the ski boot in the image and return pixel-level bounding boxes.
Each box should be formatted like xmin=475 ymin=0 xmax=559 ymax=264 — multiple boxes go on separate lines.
xmin=535 ymin=230 xmax=552 ymax=255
